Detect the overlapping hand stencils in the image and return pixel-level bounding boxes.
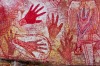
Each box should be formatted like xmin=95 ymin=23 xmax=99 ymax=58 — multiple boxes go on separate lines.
xmin=77 ymin=6 xmax=93 ymax=39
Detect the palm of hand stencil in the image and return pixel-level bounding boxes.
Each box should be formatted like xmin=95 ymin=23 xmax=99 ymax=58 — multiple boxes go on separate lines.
xmin=20 ymin=4 xmax=46 ymax=26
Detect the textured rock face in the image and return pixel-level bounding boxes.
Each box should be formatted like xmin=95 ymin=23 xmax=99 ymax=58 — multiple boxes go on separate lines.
xmin=68 ymin=0 xmax=99 ymax=65
xmin=0 ymin=0 xmax=99 ymax=65
xmin=0 ymin=5 xmax=10 ymax=36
